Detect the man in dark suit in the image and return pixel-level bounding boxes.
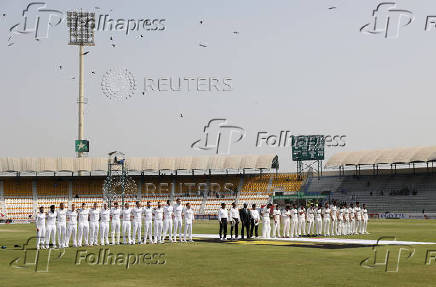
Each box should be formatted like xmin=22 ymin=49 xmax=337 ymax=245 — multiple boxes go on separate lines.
xmin=239 ymin=203 xmax=251 ymax=239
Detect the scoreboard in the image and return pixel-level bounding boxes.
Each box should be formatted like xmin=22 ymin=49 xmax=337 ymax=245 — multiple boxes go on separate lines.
xmin=291 ymin=135 xmax=325 ymax=161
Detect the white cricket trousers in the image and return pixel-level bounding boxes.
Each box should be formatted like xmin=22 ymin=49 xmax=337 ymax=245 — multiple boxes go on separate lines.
xmin=100 ymin=222 xmax=110 ymax=245
xmin=78 ymin=222 xmax=89 ymax=246
xmin=342 ymin=221 xmax=347 ymax=235
xmin=291 ymin=220 xmax=298 ymax=237
xmin=163 ymin=219 xmax=173 ymax=241
xmin=262 ymin=219 xmax=271 ymax=238
xmin=122 ymin=221 xmax=131 ymax=244
xmin=298 ymin=219 xmax=306 ymax=235
xmin=356 ymin=219 xmax=362 ymax=234
xmin=144 ymin=220 xmax=153 ymax=243
xmin=45 ymin=224 xmax=56 ymax=248
xmin=307 ymin=220 xmax=314 ymax=235
xmin=351 ymin=219 xmax=356 ymax=234
xmin=66 ymin=223 xmax=77 ymax=247
xmin=184 ymin=222 xmax=192 ymax=241
xmin=154 ymin=220 xmax=163 ymax=243
xmin=89 ymin=221 xmax=99 ymax=245
xmin=111 ymin=220 xmax=121 ymax=244
xmin=57 ymin=223 xmax=67 ymax=247
xmin=362 ymin=219 xmax=368 ymax=233
xmin=132 ymin=221 xmax=142 ymax=243
xmin=331 ymin=219 xmax=337 ymax=236
xmin=315 ymin=219 xmax=322 ymax=235
xmin=338 ymin=221 xmax=343 ymax=235
xmin=282 ymin=219 xmax=290 ymax=237
xmin=323 ymin=218 xmax=331 ymax=236
xmin=173 ymin=218 xmax=183 ymax=241
xmin=36 ymin=224 xmax=46 ymax=249
xmin=272 ymin=220 xmax=280 ymax=238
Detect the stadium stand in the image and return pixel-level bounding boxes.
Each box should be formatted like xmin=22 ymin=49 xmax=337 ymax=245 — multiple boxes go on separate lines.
xmin=2 ymin=179 xmax=33 ymax=221
xmin=305 ymin=173 xmax=436 ymax=213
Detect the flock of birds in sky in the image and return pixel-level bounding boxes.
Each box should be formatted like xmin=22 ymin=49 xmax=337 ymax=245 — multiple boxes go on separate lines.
xmin=3 ymin=4 xmax=339 ymax=118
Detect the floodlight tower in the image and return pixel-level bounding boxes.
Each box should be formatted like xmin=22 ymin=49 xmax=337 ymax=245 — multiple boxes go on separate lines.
xmin=67 ymin=11 xmax=95 ymax=158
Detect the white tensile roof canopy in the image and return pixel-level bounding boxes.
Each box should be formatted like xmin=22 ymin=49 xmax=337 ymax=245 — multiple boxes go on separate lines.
xmin=326 ymin=146 xmax=436 ymax=168
xmin=0 ymin=154 xmax=279 ymax=173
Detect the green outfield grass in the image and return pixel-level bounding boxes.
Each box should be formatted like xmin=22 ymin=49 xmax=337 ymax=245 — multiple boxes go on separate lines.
xmin=1 ymin=220 xmax=436 ymax=287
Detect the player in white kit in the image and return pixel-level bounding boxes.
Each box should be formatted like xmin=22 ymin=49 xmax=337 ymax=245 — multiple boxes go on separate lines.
xmin=338 ymin=204 xmax=344 ymax=236
xmin=183 ymin=203 xmax=195 ymax=242
xmin=154 ymin=202 xmax=164 ymax=243
xmin=89 ymin=203 xmax=100 ymax=246
xmin=349 ymin=203 xmax=356 ymax=235
xmin=143 ymin=201 xmax=154 ymax=244
xmin=298 ymin=204 xmax=306 ymax=236
xmin=100 ymin=203 xmax=110 ymax=245
xmin=66 ymin=204 xmax=78 ymax=247
xmin=282 ymin=205 xmax=291 ymax=238
xmin=330 ymin=201 xmax=337 ymax=236
xmin=56 ymin=203 xmax=67 ymax=248
xmin=272 ymin=204 xmax=281 ymax=238
xmin=323 ymin=203 xmax=331 ymax=236
xmin=162 ymin=200 xmax=174 ymax=242
xmin=362 ymin=204 xmax=369 ymax=234
xmin=35 ymin=206 xmax=46 ymax=249
xmin=306 ymin=203 xmax=315 ymax=236
xmin=355 ymin=202 xmax=362 ymax=234
xmin=45 ymin=205 xmax=57 ymax=248
xmin=290 ymin=204 xmax=299 ymax=238
xmin=77 ymin=203 xmax=89 ymax=247
xmin=132 ymin=201 xmax=143 ymax=244
xmin=173 ymin=198 xmax=184 ymax=242
xmin=111 ymin=202 xmax=121 ymax=244
xmin=122 ymin=203 xmax=132 ymax=244
xmin=343 ymin=203 xmax=350 ymax=235
xmin=261 ymin=203 xmax=271 ymax=239
xmin=315 ymin=204 xmax=323 ymax=236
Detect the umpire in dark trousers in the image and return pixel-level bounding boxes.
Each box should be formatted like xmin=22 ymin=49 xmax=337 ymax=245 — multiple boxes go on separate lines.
xmin=218 ymin=203 xmax=228 ymax=240
xmin=239 ymin=203 xmax=251 ymax=239
xmin=249 ymin=204 xmax=259 ymax=238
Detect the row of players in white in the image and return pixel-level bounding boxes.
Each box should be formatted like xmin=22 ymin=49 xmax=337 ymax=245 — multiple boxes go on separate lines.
xmin=34 ymin=199 xmax=195 ymax=249
xmin=256 ymin=202 xmax=368 ymax=239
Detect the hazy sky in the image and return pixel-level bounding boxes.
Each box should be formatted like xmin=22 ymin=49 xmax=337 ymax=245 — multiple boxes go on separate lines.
xmin=1 ymin=0 xmax=435 ymax=171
